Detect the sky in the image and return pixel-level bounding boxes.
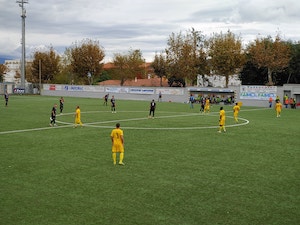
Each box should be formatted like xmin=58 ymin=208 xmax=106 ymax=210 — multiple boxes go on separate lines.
xmin=0 ymin=0 xmax=299 ymax=63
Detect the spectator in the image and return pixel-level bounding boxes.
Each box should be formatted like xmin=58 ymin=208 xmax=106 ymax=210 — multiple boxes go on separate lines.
xmin=189 ymin=94 xmax=195 ymax=109
xmin=269 ymin=97 xmax=273 ymax=108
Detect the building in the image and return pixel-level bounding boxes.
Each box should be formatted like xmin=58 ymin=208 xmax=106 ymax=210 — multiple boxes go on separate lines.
xmin=3 ymin=59 xmax=21 ymax=84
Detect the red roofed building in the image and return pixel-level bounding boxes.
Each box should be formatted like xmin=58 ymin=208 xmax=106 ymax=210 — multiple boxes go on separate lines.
xmin=100 ymin=62 xmax=168 ymax=87
xmin=99 ymin=77 xmax=168 ymax=87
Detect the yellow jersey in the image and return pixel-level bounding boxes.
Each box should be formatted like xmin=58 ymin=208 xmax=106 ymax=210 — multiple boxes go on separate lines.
xmin=275 ymin=102 xmax=282 ymax=112
xmin=111 ymin=128 xmax=124 ymax=153
xmin=233 ymin=105 xmax=240 ymax=115
xmin=219 ymin=109 xmax=226 ymax=125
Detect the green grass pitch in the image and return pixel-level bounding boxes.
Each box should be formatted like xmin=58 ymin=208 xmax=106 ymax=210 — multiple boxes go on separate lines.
xmin=1 ymin=95 xmax=299 ymax=225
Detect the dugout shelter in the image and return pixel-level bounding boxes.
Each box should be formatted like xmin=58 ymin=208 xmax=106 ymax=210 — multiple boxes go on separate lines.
xmin=188 ymin=87 xmax=235 ymax=104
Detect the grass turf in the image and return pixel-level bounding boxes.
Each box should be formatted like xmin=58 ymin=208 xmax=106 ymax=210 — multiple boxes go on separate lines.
xmin=0 ymin=95 xmax=299 ymax=225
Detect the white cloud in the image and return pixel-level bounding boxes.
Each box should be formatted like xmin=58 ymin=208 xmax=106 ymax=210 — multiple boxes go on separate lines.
xmin=0 ymin=0 xmax=299 ymax=62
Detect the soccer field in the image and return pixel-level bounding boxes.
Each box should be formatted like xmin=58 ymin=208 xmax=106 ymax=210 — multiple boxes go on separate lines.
xmin=1 ymin=95 xmax=299 ymax=225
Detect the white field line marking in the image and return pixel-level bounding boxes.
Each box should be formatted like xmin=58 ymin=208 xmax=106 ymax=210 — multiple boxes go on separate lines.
xmin=0 ymin=124 xmax=73 ymax=135
xmin=0 ymin=108 xmax=257 ymax=134
xmin=56 ymin=111 xmax=249 ymax=130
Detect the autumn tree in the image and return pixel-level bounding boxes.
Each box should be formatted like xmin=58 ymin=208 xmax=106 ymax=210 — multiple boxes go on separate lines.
xmin=127 ymin=49 xmax=145 ymax=79
xmin=208 ymin=30 xmax=245 ymax=87
xmin=152 ymin=52 xmax=167 ymax=87
xmin=165 ymin=28 xmax=208 ymax=86
xmin=197 ymin=46 xmax=211 ymax=84
xmin=113 ymin=49 xmax=144 ymax=86
xmin=65 ymin=39 xmax=105 ymax=84
xmin=112 ymin=53 xmax=127 ymax=85
xmin=30 ymin=46 xmax=61 ymax=83
xmin=247 ymin=35 xmax=291 ymax=85
xmin=25 ymin=61 xmax=33 ymax=84
xmin=55 ymin=49 xmax=75 ymax=84
xmin=14 ymin=70 xmax=21 ymax=85
xmin=165 ymin=32 xmax=184 ymax=86
xmin=285 ymin=41 xmax=300 ymax=84
xmin=0 ymin=64 xmax=8 ymax=82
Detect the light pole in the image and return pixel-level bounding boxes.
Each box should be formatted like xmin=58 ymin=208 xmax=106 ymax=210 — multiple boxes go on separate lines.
xmin=16 ymin=0 xmax=28 ymax=92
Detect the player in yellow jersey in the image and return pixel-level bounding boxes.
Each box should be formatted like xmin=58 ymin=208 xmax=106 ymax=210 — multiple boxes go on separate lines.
xmin=74 ymin=106 xmax=83 ymax=127
xmin=218 ymin=106 xmax=226 ymax=133
xmin=110 ymin=123 xmax=125 ymax=165
xmin=233 ymin=102 xmax=240 ymax=123
xmin=204 ymin=98 xmax=210 ymax=113
xmin=275 ymin=100 xmax=282 ymax=117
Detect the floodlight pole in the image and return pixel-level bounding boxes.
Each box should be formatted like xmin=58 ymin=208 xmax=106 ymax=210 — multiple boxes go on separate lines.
xmin=17 ymin=0 xmax=28 ymax=92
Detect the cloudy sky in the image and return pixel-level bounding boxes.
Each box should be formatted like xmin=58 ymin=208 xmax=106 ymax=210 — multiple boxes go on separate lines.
xmin=0 ymin=0 xmax=299 ymax=62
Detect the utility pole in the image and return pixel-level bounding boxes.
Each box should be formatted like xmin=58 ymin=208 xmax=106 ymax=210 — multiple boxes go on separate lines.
xmin=16 ymin=0 xmax=28 ymax=92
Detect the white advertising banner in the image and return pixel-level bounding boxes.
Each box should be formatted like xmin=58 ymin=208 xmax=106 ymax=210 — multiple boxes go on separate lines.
xmin=63 ymin=85 xmax=104 ymax=92
xmin=44 ymin=84 xmax=105 ymax=92
xmin=129 ymin=88 xmax=155 ymax=94
xmin=240 ymin=85 xmax=277 ymax=100
xmin=105 ymin=87 xmax=129 ymax=93
xmin=156 ymin=88 xmax=184 ymax=95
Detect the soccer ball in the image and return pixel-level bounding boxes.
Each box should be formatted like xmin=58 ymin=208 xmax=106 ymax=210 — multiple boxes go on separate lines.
xmin=50 ymin=117 xmax=52 ymax=121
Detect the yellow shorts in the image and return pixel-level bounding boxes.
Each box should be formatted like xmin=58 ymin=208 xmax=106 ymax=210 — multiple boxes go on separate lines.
xmin=219 ymin=119 xmax=225 ymax=126
xmin=75 ymin=118 xmax=82 ymax=124
xmin=112 ymin=144 xmax=124 ymax=153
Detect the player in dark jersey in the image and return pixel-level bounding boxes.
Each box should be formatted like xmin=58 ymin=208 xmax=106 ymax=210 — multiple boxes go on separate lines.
xmin=59 ymin=97 xmax=64 ymax=114
xmin=4 ymin=91 xmax=9 ymax=107
xmin=111 ymin=95 xmax=116 ymax=113
xmin=148 ymin=99 xmax=156 ymax=118
xmin=50 ymin=104 xmax=57 ymax=127
xmin=200 ymin=97 xmax=205 ymax=113
xmin=104 ymin=94 xmax=109 ymax=106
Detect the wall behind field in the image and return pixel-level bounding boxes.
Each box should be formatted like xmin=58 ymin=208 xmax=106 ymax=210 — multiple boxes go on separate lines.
xmin=41 ymin=84 xmax=299 ymax=108
xmin=41 ymin=84 xmax=189 ymax=103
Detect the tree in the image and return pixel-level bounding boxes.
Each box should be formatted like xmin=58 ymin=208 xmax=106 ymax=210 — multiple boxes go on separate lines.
xmin=196 ymin=46 xmax=211 ymax=86
xmin=167 ymin=76 xmax=186 ymax=87
xmin=113 ymin=53 xmax=127 ymax=85
xmin=208 ymin=30 xmax=245 ymax=87
xmin=152 ymin=52 xmax=167 ymax=87
xmin=239 ymin=60 xmax=268 ymax=85
xmin=165 ymin=28 xmax=208 ymax=86
xmin=29 ymin=46 xmax=61 ymax=83
xmin=127 ymin=49 xmax=145 ymax=79
xmin=247 ymin=35 xmax=291 ymax=85
xmin=14 ymin=70 xmax=21 ymax=84
xmin=65 ymin=39 xmax=105 ymax=84
xmin=165 ymin=32 xmax=184 ymax=85
xmin=56 ymin=50 xmax=74 ymax=84
xmin=113 ymin=49 xmax=144 ymax=86
xmin=98 ymin=70 xmax=111 ymax=83
xmin=0 ymin=64 xmax=8 ymax=82
xmin=286 ymin=42 xmax=300 ymax=84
